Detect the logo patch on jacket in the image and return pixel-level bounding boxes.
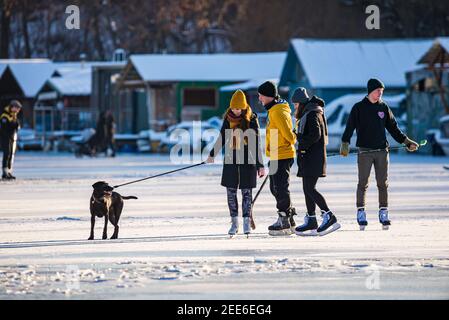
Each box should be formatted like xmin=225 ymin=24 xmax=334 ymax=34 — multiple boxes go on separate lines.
xmin=378 ymin=112 xmax=385 ymax=119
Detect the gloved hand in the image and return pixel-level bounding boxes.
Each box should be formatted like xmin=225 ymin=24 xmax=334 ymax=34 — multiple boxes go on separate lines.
xmin=340 ymin=142 xmax=350 ymax=157
xmin=404 ymin=137 xmax=419 ymax=152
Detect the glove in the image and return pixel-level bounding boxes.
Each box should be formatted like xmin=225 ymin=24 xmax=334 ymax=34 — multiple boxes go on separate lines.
xmin=340 ymin=142 xmax=350 ymax=157
xmin=404 ymin=137 xmax=419 ymax=152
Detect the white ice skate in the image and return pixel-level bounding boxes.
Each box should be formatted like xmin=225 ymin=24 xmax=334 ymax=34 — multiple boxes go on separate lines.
xmin=243 ymin=217 xmax=251 ymax=238
xmin=228 ymin=217 xmax=239 ymax=238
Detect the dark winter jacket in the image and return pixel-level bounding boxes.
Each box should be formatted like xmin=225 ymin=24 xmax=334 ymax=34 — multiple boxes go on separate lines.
xmin=342 ymin=97 xmax=407 ymax=149
xmin=210 ymin=113 xmax=264 ymax=189
xmin=296 ymin=96 xmax=328 ymax=178
xmin=0 ymin=107 xmax=20 ymax=142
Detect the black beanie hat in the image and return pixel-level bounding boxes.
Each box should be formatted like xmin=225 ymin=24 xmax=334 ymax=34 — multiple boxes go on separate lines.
xmin=367 ymin=78 xmax=385 ymax=95
xmin=258 ymin=81 xmax=278 ymax=98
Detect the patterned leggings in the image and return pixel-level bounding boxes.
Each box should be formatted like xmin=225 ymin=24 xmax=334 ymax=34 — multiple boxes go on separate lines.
xmin=227 ymin=188 xmax=253 ymax=218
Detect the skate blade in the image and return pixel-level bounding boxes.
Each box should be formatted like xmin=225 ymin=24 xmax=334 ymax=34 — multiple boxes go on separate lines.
xmin=382 ymin=225 xmax=390 ymax=231
xmin=268 ymin=229 xmax=293 ymax=237
xmin=359 ymin=225 xmax=366 ymax=231
xmin=318 ymin=223 xmax=341 ymax=237
xmin=295 ymin=230 xmax=318 ymax=237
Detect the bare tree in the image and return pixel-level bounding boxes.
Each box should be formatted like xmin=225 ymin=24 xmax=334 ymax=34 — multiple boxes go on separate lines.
xmin=2 ymin=0 xmax=448 ymax=60
xmin=1 ymin=0 xmax=18 ymax=58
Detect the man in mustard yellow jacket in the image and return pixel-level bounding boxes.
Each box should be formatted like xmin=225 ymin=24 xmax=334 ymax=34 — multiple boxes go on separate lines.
xmin=258 ymin=81 xmax=297 ymax=236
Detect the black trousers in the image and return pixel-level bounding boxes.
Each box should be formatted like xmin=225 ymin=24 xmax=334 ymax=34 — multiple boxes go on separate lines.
xmin=269 ymin=158 xmax=294 ymax=213
xmin=1 ymin=139 xmax=15 ymax=170
xmin=302 ymin=176 xmax=330 ymax=214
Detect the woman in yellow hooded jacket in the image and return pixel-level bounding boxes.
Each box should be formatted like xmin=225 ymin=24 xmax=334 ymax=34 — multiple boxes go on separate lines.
xmin=207 ymin=90 xmax=265 ymax=236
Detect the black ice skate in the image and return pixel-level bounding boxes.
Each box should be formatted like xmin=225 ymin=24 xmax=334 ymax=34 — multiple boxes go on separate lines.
xmin=2 ymin=168 xmax=12 ymax=181
xmin=295 ymin=213 xmax=318 ymax=237
xmin=317 ymin=211 xmax=341 ymax=236
xmin=268 ymin=211 xmax=292 ymax=236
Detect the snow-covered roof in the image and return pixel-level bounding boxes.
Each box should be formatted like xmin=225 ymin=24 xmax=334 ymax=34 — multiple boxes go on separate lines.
xmin=417 ymin=37 xmax=449 ymax=64
xmin=47 ymin=69 xmax=92 ymax=96
xmin=43 ymin=61 xmax=124 ymax=96
xmin=0 ymin=59 xmax=55 ymax=97
xmin=289 ymin=39 xmax=433 ymax=88
xmin=53 ymin=61 xmax=125 ymax=77
xmin=129 ymin=53 xmax=286 ymax=82
xmin=220 ymin=78 xmax=279 ymax=92
xmin=0 ymin=59 xmax=124 ymax=98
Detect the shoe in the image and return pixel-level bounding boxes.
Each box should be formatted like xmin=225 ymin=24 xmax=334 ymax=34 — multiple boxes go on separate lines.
xmin=268 ymin=211 xmax=292 ymax=236
xmin=357 ymin=208 xmax=368 ymax=231
xmin=317 ymin=211 xmax=341 ymax=236
xmin=379 ymin=208 xmax=391 ymax=230
xmin=243 ymin=217 xmax=251 ymax=235
xmin=295 ymin=213 xmax=318 ymax=236
xmin=2 ymin=168 xmax=11 ymax=181
xmin=228 ymin=216 xmax=239 ymax=236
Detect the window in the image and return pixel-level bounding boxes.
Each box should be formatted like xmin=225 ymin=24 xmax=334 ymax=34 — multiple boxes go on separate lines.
xmin=183 ymin=88 xmax=217 ymax=108
xmin=327 ymin=105 xmax=343 ymax=124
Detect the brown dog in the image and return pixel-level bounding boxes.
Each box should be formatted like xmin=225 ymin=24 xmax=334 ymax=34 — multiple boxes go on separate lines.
xmin=89 ymin=181 xmax=138 ymax=240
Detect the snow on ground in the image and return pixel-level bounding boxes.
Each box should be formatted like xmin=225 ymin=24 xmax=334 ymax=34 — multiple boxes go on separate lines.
xmin=0 ymin=152 xmax=448 ymax=299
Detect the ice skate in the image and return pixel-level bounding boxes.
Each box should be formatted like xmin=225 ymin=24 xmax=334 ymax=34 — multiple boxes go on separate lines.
xmin=295 ymin=213 xmax=318 ymax=237
xmin=317 ymin=211 xmax=340 ymax=236
xmin=268 ymin=211 xmax=293 ymax=236
xmin=379 ymin=208 xmax=391 ymax=230
xmin=243 ymin=217 xmax=251 ymax=237
xmin=228 ymin=217 xmax=239 ymax=238
xmin=2 ymin=168 xmax=12 ymax=181
xmin=357 ymin=208 xmax=368 ymax=231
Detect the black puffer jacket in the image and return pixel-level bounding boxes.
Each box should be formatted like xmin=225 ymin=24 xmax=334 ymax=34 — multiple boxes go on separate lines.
xmin=296 ymin=96 xmax=328 ymax=178
xmin=0 ymin=107 xmax=20 ymax=142
xmin=210 ymin=114 xmax=264 ymax=189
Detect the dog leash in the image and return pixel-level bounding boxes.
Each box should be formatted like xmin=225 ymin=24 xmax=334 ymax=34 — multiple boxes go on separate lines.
xmin=113 ymin=162 xmax=207 ymax=189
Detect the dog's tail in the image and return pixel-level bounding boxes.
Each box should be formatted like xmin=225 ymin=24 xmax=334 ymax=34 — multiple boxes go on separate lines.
xmin=122 ymin=196 xmax=138 ymax=200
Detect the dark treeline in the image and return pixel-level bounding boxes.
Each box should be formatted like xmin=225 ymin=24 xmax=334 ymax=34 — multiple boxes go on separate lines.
xmin=1 ymin=0 xmax=448 ymax=60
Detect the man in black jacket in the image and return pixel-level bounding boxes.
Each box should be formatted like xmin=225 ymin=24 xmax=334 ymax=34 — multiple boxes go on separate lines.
xmin=340 ymin=78 xmax=419 ymax=230
xmin=0 ymin=100 xmax=22 ymax=180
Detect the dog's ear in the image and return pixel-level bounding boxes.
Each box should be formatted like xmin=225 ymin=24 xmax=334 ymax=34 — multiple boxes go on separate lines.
xmin=92 ymin=181 xmax=105 ymax=189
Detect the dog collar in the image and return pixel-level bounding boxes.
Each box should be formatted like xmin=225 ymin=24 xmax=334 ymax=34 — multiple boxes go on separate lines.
xmin=92 ymin=196 xmax=105 ymax=205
